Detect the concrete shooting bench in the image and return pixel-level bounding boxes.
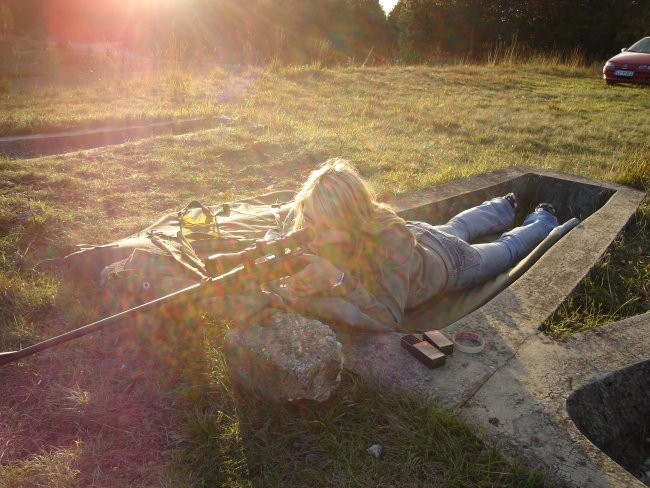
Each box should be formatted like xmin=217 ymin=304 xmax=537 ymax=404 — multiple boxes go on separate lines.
xmin=344 ymin=166 xmax=647 ymax=488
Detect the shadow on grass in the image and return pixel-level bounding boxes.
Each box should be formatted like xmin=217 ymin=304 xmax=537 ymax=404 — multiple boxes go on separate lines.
xmin=177 ymin=338 xmax=548 ymax=488
xmin=0 ymin=267 xmax=549 ymax=488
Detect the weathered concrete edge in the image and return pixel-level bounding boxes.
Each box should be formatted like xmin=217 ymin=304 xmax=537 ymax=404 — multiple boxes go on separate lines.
xmin=460 ymin=313 xmax=650 ymax=488
xmin=458 ymin=183 xmax=646 ymax=487
xmin=390 ymin=165 xmax=633 ymax=215
xmin=344 ymin=166 xmax=647 ymax=487
xmin=345 ymin=167 xmax=646 ymax=406
xmin=0 ymin=116 xmax=235 ymax=159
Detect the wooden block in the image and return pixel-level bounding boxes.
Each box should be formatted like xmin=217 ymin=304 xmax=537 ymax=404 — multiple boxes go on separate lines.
xmin=400 ymin=334 xmax=446 ymax=369
xmin=423 ymin=330 xmax=454 ymax=355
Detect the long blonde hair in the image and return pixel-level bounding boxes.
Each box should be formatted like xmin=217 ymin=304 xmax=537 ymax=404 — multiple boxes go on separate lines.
xmin=293 ymin=158 xmax=406 ymax=285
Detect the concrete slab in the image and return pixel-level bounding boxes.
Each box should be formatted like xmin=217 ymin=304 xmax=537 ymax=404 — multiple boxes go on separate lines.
xmin=342 ymin=166 xmax=648 ymax=487
xmin=0 ymin=116 xmax=233 ymax=159
xmin=460 ymin=314 xmax=650 ymax=488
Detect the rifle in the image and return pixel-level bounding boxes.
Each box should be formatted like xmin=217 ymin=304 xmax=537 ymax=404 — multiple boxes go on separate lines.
xmin=0 ymin=228 xmax=313 ymax=367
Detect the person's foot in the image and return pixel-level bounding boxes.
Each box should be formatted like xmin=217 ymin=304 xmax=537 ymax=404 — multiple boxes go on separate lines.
xmin=504 ymin=192 xmax=518 ymax=211
xmin=535 ymin=203 xmax=556 ymax=216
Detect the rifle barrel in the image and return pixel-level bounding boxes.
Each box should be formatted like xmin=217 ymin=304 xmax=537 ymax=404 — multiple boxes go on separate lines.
xmin=0 ymin=248 xmax=308 ymax=367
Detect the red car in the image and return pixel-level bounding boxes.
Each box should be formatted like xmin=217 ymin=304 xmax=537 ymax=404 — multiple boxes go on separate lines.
xmin=603 ymin=37 xmax=650 ymax=85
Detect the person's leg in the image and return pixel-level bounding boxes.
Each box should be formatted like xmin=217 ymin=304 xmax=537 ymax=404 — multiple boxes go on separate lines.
xmin=434 ymin=195 xmax=515 ymax=242
xmin=495 ymin=205 xmax=559 ymax=262
xmin=445 ymin=205 xmax=558 ymax=291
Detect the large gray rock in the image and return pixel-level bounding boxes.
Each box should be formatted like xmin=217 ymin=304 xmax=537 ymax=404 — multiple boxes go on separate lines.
xmin=224 ymin=313 xmax=343 ymax=402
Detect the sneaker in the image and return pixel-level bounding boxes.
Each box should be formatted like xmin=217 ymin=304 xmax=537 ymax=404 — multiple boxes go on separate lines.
xmin=535 ymin=203 xmax=556 ymax=217
xmin=504 ymin=192 xmax=518 ymax=211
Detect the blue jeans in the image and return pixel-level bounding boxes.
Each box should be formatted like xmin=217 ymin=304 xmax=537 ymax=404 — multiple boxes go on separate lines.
xmin=416 ymin=197 xmax=558 ymax=292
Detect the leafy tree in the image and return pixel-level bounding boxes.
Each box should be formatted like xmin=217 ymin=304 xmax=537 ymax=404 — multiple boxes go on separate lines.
xmin=391 ymin=0 xmax=650 ymax=61
xmin=248 ymin=0 xmax=389 ymax=65
xmin=2 ymin=0 xmax=647 ymax=65
xmin=391 ymin=0 xmax=483 ymax=61
xmin=335 ymin=0 xmax=392 ymax=62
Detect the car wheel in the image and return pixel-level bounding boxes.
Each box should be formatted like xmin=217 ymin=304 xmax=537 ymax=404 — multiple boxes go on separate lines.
xmin=606 ymin=79 xmax=616 ymax=85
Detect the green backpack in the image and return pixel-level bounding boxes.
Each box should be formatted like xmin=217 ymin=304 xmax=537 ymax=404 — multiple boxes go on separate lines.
xmin=64 ymin=191 xmax=296 ymax=313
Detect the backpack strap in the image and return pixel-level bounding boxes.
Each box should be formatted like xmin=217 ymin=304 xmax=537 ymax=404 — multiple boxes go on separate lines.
xmin=148 ymin=231 xmax=208 ymax=281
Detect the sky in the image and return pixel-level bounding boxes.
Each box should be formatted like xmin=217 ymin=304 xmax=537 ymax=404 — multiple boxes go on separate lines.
xmin=379 ymin=0 xmax=398 ymax=14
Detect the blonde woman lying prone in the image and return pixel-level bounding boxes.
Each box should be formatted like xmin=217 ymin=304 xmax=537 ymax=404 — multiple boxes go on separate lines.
xmin=277 ymin=158 xmax=558 ymax=332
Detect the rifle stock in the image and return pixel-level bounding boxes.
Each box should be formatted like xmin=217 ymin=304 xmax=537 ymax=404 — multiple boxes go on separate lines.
xmin=0 ymin=229 xmax=313 ymax=367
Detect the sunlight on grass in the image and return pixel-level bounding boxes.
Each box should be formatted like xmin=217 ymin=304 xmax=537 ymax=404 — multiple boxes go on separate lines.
xmin=0 ymin=272 xmax=57 ymax=349
xmin=542 ymin=199 xmax=649 ymax=338
xmin=1 ymin=63 xmax=648 ymax=487
xmin=178 ymin=364 xmax=545 ymax=488
xmin=604 ymin=145 xmax=650 ymax=190
xmin=0 ymin=444 xmax=82 ymax=488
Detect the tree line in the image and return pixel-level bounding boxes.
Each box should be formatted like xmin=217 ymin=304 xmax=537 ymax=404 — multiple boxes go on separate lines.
xmin=1 ymin=0 xmax=648 ymax=64
xmin=390 ymin=0 xmax=649 ymax=62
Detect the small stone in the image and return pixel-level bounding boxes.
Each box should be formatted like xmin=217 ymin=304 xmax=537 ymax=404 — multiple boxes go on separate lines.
xmin=367 ymin=444 xmax=382 ymax=459
xmin=16 ymin=211 xmax=32 ymax=225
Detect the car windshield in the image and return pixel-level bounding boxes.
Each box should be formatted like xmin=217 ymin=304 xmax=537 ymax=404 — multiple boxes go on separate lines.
xmin=628 ymin=37 xmax=650 ymax=54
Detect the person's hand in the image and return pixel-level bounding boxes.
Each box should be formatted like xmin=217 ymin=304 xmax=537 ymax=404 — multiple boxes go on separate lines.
xmin=282 ymin=254 xmax=343 ymax=297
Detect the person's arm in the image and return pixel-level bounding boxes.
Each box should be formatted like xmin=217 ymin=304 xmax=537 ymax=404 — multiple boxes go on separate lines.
xmin=287 ymin=295 xmax=398 ymax=333
xmin=280 ymin=225 xmax=414 ymax=331
xmin=329 ymin=224 xmax=413 ymax=326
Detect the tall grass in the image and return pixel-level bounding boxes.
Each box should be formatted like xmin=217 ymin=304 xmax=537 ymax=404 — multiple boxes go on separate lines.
xmin=541 ymin=198 xmax=649 ymax=338
xmin=487 ymin=37 xmax=588 ymax=69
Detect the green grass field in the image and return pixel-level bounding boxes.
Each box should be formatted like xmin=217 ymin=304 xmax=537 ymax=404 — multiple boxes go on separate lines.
xmin=0 ymin=60 xmax=648 ymax=487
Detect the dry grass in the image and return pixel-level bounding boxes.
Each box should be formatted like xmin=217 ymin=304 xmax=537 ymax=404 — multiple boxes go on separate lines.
xmin=0 ymin=61 xmax=648 ymax=487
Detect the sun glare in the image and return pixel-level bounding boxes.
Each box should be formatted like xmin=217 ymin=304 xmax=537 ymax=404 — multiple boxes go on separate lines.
xmin=43 ymin=0 xmax=190 ymax=42
xmin=136 ymin=0 xmax=180 ymax=3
